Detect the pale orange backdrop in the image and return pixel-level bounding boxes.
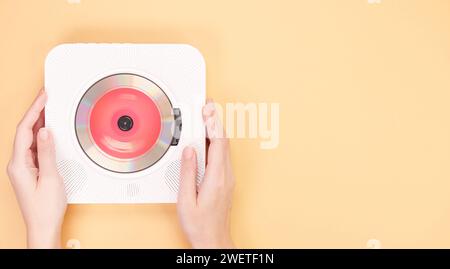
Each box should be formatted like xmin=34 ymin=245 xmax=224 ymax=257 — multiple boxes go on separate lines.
xmin=1 ymin=0 xmax=450 ymax=248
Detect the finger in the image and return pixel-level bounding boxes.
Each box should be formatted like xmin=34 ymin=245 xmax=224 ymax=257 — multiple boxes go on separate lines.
xmin=202 ymin=98 xmax=214 ymax=122
xmin=202 ymin=101 xmax=229 ymax=167
xmin=18 ymin=89 xmax=46 ymax=131
xmin=13 ymin=90 xmax=47 ymax=162
xmin=25 ymin=149 xmax=36 ymax=168
xmin=37 ymin=128 xmax=58 ymax=178
xmin=7 ymin=152 xmax=38 ymax=192
xmin=31 ymin=109 xmax=45 ymax=152
xmin=177 ymin=146 xmax=198 ymax=206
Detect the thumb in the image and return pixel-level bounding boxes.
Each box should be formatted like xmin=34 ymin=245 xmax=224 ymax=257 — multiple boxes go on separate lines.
xmin=177 ymin=147 xmax=198 ymax=206
xmin=37 ymin=128 xmax=58 ymax=177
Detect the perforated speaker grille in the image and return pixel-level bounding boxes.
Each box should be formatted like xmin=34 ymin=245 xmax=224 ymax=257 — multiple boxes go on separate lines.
xmin=164 ymin=145 xmax=205 ymax=193
xmin=126 ymin=183 xmax=140 ymax=197
xmin=57 ymin=159 xmax=87 ymax=200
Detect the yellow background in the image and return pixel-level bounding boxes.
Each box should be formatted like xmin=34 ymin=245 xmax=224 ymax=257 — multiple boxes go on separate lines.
xmin=1 ymin=0 xmax=450 ymax=248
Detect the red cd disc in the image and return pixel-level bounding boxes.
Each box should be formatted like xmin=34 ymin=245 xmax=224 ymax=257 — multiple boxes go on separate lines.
xmin=75 ymin=73 xmax=176 ymax=173
xmin=89 ymin=88 xmax=162 ymax=159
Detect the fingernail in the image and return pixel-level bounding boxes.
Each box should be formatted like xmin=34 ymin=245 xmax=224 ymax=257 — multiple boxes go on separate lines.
xmin=203 ymin=102 xmax=215 ymax=117
xmin=183 ymin=147 xmax=194 ymax=160
xmin=39 ymin=128 xmax=48 ymax=141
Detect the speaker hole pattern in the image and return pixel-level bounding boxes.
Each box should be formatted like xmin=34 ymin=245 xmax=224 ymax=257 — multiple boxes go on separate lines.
xmin=165 ymin=146 xmax=205 ymax=193
xmin=126 ymin=183 xmax=140 ymax=197
xmin=57 ymin=159 xmax=87 ymax=199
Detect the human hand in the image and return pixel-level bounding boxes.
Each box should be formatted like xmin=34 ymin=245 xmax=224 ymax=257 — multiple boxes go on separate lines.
xmin=177 ymin=101 xmax=235 ymax=248
xmin=7 ymin=90 xmax=67 ymax=249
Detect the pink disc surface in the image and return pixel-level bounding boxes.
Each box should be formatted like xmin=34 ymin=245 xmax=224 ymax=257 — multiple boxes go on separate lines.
xmin=89 ymin=88 xmax=162 ymax=159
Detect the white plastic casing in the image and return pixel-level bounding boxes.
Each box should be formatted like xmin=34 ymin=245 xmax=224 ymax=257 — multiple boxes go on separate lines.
xmin=45 ymin=44 xmax=205 ymax=203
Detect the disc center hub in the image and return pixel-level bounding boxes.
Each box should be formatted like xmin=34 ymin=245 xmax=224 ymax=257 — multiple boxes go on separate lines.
xmin=117 ymin=115 xmax=133 ymax=131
